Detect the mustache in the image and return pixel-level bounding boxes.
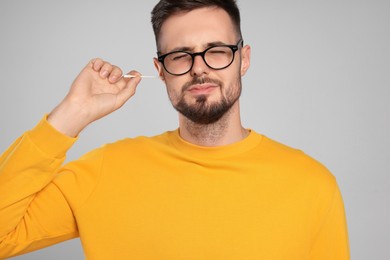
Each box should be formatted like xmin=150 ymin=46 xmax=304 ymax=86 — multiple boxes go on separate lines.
xmin=182 ymin=77 xmax=223 ymax=91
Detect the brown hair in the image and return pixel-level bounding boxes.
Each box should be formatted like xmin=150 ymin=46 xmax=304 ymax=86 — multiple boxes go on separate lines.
xmin=151 ymin=0 xmax=242 ymax=51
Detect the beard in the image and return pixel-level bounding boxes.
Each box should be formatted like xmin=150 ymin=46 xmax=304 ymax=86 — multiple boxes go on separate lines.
xmin=171 ymin=76 xmax=242 ymax=125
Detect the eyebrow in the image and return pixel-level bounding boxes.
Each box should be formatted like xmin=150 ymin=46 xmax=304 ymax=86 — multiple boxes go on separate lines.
xmin=167 ymin=41 xmax=229 ymax=53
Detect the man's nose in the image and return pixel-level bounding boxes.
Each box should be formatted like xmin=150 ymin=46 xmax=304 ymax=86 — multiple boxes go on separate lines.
xmin=190 ymin=55 xmax=210 ymax=77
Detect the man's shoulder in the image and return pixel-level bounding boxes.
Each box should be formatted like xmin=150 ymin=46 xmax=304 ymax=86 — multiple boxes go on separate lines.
xmin=102 ymin=130 xmax=175 ymax=153
xmin=258 ymin=134 xmax=336 ymax=186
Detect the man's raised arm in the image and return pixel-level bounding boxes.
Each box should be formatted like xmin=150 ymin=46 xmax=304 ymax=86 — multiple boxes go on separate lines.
xmin=0 ymin=59 xmax=141 ymax=258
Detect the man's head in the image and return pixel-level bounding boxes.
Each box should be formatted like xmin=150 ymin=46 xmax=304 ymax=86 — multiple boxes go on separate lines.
xmin=151 ymin=0 xmax=250 ymax=125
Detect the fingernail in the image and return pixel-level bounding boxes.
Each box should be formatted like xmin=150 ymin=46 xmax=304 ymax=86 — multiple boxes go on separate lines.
xmin=101 ymin=70 xmax=108 ymax=77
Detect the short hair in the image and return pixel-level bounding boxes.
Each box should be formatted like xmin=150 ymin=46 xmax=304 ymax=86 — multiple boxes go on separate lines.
xmin=151 ymin=0 xmax=242 ymax=51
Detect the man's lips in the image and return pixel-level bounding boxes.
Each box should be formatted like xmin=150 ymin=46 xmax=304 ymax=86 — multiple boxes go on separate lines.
xmin=187 ymin=83 xmax=219 ymax=94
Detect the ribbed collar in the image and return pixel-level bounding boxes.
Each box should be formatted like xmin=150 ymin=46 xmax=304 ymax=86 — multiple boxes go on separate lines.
xmin=167 ymin=128 xmax=263 ymax=160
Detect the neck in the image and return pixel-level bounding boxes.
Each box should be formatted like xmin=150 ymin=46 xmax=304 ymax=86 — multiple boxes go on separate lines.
xmin=178 ymin=102 xmax=249 ymax=147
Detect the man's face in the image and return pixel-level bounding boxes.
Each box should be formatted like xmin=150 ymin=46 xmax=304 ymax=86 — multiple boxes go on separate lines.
xmin=154 ymin=7 xmax=250 ymax=124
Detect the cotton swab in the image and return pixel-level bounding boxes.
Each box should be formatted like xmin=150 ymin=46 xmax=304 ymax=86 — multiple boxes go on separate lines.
xmin=123 ymin=75 xmax=156 ymax=78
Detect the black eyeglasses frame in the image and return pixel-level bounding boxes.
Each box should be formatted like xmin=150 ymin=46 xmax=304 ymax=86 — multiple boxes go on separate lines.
xmin=157 ymin=39 xmax=244 ymax=76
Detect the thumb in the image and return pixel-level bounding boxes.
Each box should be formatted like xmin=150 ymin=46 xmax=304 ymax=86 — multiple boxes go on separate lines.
xmin=115 ymin=72 xmax=142 ymax=108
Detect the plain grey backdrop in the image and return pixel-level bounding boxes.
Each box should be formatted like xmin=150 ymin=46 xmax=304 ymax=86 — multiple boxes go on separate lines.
xmin=0 ymin=0 xmax=389 ymax=259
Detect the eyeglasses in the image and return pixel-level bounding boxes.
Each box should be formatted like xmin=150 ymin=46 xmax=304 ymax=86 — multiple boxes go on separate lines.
xmin=157 ymin=39 xmax=243 ymax=76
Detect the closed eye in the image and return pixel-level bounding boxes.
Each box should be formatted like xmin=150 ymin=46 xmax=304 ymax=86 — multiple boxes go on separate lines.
xmin=172 ymin=54 xmax=187 ymax=60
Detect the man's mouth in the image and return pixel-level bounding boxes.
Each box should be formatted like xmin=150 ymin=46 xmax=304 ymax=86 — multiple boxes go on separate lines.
xmin=187 ymin=83 xmax=219 ymax=94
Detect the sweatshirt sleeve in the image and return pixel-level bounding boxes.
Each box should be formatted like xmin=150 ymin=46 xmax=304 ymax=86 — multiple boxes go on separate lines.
xmin=309 ymin=181 xmax=350 ymax=259
xmin=0 ymin=117 xmax=85 ymax=258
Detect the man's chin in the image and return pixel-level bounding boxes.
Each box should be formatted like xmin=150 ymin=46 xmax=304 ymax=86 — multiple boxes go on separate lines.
xmin=174 ymin=100 xmax=231 ymax=125
xmin=186 ymin=94 xmax=221 ymax=107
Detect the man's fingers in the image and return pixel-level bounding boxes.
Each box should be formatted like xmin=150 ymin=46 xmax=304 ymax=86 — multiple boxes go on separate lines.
xmin=108 ymin=66 xmax=123 ymax=84
xmin=99 ymin=63 xmax=113 ymax=79
xmin=91 ymin=58 xmax=104 ymax=71
xmin=116 ymin=72 xmax=142 ymax=107
xmin=88 ymin=60 xmax=142 ymax=108
xmin=90 ymin=58 xmax=121 ymax=81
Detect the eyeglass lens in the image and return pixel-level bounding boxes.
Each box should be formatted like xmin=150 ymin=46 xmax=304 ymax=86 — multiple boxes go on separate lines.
xmin=163 ymin=46 xmax=235 ymax=75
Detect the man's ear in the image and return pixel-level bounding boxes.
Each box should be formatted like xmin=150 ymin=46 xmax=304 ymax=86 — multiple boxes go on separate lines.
xmin=153 ymin=57 xmax=165 ymax=81
xmin=240 ymin=45 xmax=251 ymax=77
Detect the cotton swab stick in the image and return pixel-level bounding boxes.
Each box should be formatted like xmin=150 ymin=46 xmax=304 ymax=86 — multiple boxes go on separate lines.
xmin=123 ymin=75 xmax=156 ymax=78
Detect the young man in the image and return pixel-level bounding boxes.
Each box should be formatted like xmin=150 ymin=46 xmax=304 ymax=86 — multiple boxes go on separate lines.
xmin=0 ymin=0 xmax=350 ymax=259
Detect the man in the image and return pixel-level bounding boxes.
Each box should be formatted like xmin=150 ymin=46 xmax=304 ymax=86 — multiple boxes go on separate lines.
xmin=0 ymin=0 xmax=349 ymax=259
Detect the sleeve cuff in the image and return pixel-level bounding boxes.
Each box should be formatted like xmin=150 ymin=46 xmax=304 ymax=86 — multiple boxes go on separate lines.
xmin=27 ymin=115 xmax=78 ymax=158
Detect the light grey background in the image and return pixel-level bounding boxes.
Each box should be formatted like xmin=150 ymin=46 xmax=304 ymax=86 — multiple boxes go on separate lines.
xmin=0 ymin=0 xmax=389 ymax=259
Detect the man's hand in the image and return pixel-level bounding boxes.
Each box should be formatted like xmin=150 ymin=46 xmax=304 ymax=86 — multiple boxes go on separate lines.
xmin=48 ymin=58 xmax=142 ymax=137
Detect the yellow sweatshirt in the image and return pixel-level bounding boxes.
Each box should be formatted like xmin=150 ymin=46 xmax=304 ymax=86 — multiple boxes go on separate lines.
xmin=0 ymin=117 xmax=349 ymax=259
